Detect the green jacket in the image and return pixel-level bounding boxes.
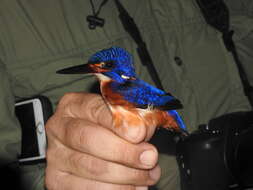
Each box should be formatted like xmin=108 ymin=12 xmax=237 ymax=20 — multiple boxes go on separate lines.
xmin=0 ymin=0 xmax=252 ymax=189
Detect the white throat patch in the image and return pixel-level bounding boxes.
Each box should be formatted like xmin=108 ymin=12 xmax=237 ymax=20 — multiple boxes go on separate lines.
xmin=95 ymin=73 xmax=111 ymax=82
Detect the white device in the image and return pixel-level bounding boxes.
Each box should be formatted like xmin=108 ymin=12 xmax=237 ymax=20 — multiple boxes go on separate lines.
xmin=15 ymin=97 xmax=51 ymax=163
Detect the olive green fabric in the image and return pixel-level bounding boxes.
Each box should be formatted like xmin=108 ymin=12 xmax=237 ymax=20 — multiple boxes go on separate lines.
xmin=225 ymin=0 xmax=253 ymax=86
xmin=0 ymin=0 xmax=252 ymax=190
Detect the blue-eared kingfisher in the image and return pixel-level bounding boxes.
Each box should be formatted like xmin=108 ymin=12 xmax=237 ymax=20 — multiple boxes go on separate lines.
xmin=57 ymin=46 xmax=187 ymax=135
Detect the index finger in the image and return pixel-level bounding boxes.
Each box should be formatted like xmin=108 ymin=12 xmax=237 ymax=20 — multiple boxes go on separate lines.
xmin=57 ymin=92 xmax=113 ymax=128
xmin=57 ymin=92 xmax=151 ymax=143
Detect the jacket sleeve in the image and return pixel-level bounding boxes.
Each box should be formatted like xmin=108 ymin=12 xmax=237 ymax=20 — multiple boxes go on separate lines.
xmin=0 ymin=60 xmax=22 ymax=187
xmin=0 ymin=61 xmax=21 ymax=164
xmin=0 ymin=60 xmax=46 ymax=190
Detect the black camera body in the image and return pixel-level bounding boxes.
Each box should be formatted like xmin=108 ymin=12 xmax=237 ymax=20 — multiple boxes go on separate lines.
xmin=176 ymin=111 xmax=253 ymax=190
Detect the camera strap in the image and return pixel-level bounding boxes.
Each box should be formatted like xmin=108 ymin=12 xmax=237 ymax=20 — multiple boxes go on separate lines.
xmin=196 ymin=0 xmax=253 ymax=108
xmin=113 ymin=0 xmax=164 ymax=91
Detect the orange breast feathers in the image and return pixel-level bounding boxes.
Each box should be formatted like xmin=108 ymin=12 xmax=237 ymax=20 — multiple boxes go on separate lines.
xmin=100 ymin=81 xmax=181 ymax=131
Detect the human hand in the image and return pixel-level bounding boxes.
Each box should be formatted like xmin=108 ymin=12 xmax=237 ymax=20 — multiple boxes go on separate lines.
xmin=45 ymin=92 xmax=161 ymax=190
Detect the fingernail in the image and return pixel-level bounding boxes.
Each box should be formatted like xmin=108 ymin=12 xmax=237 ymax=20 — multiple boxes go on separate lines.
xmin=149 ymin=166 xmax=161 ymax=181
xmin=140 ymin=150 xmax=156 ymax=166
xmin=136 ymin=186 xmax=148 ymax=190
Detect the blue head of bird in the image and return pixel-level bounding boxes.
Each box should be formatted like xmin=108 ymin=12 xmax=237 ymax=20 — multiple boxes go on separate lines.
xmin=57 ymin=46 xmax=136 ymax=83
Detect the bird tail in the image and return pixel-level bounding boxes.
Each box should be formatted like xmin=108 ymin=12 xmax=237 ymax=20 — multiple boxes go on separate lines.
xmin=167 ymin=110 xmax=188 ymax=135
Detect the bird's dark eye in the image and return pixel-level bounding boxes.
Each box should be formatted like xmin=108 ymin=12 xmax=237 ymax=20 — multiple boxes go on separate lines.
xmin=100 ymin=61 xmax=114 ymax=69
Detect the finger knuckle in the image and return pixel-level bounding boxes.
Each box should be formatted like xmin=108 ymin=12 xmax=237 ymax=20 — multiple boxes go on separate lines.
xmin=69 ymin=151 xmax=109 ymax=177
xmin=45 ymin=115 xmax=57 ymax=134
xmin=59 ymin=92 xmax=79 ymax=105
xmin=68 ymin=152 xmax=83 ymax=171
xmin=65 ymin=119 xmax=89 ymax=148
xmin=57 ymin=92 xmax=83 ymax=112
xmin=85 ymin=156 xmax=109 ymax=176
xmin=68 ymin=153 xmax=87 ymax=173
xmin=89 ymin=98 xmax=105 ymax=116
xmin=77 ymin=126 xmax=89 ymax=149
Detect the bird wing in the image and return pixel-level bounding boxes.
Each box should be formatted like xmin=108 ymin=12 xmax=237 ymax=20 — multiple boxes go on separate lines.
xmin=111 ymin=79 xmax=183 ymax=110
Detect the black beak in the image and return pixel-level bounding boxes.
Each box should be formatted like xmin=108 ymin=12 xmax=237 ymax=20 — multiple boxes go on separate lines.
xmin=56 ymin=63 xmax=95 ymax=74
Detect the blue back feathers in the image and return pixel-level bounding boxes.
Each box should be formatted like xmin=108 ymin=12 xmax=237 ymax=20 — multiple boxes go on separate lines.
xmin=110 ymin=79 xmax=175 ymax=108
